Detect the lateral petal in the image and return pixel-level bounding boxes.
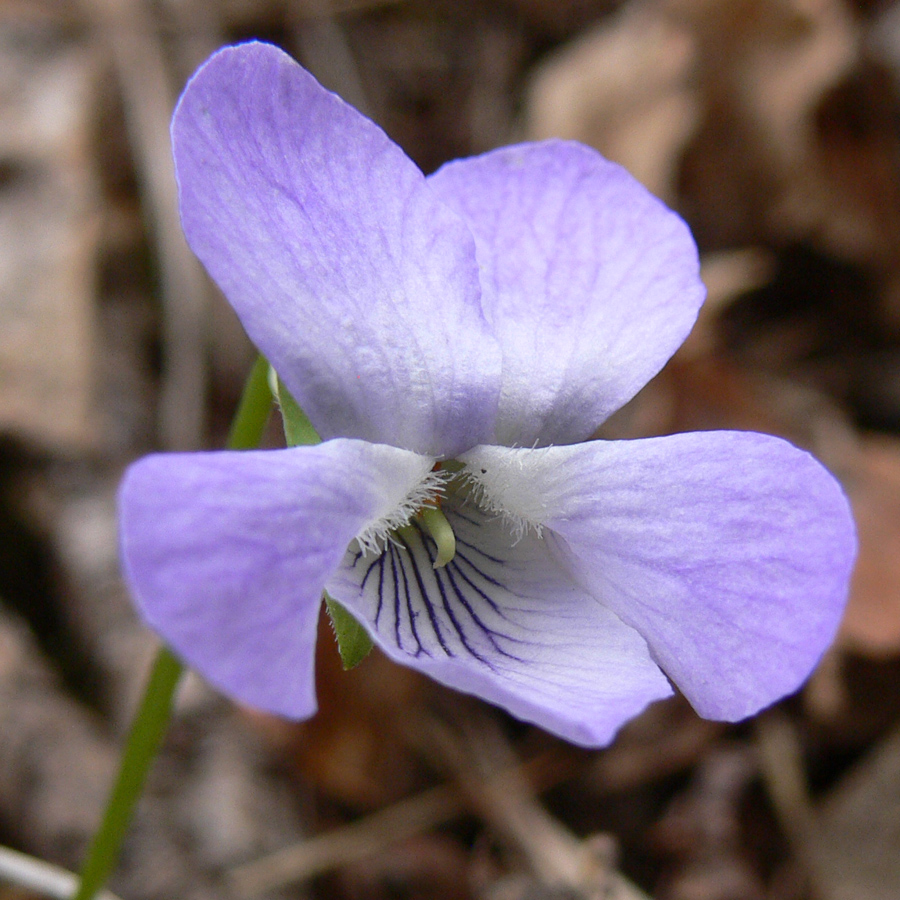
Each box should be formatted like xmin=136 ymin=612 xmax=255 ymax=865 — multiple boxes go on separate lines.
xmin=428 ymin=141 xmax=704 ymax=446
xmin=172 ymin=42 xmax=501 ymax=457
xmin=327 ymin=504 xmax=673 ymax=747
xmin=119 ymin=440 xmax=434 ymax=717
xmin=462 ymin=435 xmax=856 ymax=721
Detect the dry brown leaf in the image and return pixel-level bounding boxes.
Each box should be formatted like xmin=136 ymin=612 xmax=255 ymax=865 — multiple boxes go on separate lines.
xmin=249 ymin=612 xmax=430 ymax=809
xmin=653 ymin=746 xmax=764 ymax=900
xmin=812 ymin=721 xmax=900 ymax=900
xmin=524 ymin=0 xmax=700 ymax=201
xmin=0 ymin=15 xmax=100 ymax=450
xmin=676 ymin=0 xmax=872 ymax=254
xmin=833 ymin=435 xmax=900 ymax=655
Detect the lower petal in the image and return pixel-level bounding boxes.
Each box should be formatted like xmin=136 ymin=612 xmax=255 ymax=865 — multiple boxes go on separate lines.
xmin=119 ymin=440 xmax=434 ymax=717
xmin=327 ymin=504 xmax=672 ymax=747
xmin=462 ymin=435 xmax=856 ymax=722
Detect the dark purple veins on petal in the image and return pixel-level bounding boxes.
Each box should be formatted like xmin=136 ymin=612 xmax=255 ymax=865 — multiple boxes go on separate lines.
xmin=346 ymin=511 xmax=528 ymax=668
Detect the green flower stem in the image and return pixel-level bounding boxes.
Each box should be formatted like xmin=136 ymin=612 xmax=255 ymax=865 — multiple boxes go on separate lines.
xmin=72 ymin=647 xmax=182 ymax=900
xmin=72 ymin=356 xmax=274 ymax=900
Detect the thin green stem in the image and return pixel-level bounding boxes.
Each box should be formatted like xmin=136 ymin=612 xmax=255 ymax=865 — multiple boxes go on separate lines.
xmin=72 ymin=356 xmax=273 ymax=900
xmin=71 ymin=648 xmax=181 ymax=900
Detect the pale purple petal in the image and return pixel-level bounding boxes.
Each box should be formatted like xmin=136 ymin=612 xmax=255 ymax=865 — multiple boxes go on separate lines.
xmin=326 ymin=503 xmax=672 ymax=747
xmin=428 ymin=141 xmax=705 ymax=446
xmin=462 ymin=435 xmax=856 ymax=721
xmin=119 ymin=440 xmax=434 ymax=717
xmin=172 ymin=42 xmax=501 ymax=458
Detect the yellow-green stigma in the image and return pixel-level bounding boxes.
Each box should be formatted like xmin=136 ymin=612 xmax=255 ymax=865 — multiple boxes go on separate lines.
xmin=418 ymin=504 xmax=457 ymax=568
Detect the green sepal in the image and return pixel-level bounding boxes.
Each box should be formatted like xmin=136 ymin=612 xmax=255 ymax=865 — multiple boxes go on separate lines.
xmin=272 ymin=371 xmax=366 ymax=667
xmin=324 ymin=592 xmax=373 ymax=669
xmin=272 ymin=370 xmax=321 ymax=446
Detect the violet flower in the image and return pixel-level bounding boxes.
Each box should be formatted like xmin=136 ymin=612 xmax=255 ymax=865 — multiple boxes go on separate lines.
xmin=119 ymin=42 xmax=856 ymax=747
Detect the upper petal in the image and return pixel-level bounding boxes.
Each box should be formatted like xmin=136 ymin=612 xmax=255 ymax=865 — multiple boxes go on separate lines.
xmin=462 ymin=434 xmax=856 ymax=721
xmin=326 ymin=502 xmax=672 ymax=747
xmin=172 ymin=42 xmax=501 ymax=458
xmin=119 ymin=440 xmax=434 ymax=717
xmin=428 ymin=141 xmax=705 ymax=446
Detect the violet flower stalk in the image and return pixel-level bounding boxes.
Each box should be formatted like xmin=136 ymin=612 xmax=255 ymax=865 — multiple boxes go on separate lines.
xmin=119 ymin=41 xmax=856 ymax=747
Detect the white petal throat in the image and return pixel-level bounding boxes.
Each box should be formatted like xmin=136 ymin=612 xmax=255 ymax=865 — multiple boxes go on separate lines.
xmin=354 ymin=466 xmax=448 ymax=556
xmin=460 ymin=449 xmax=551 ymax=542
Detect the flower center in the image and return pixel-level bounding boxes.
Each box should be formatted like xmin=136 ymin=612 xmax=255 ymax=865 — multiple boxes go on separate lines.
xmin=354 ymin=456 xmax=537 ymax=570
xmin=405 ymin=460 xmax=468 ymax=568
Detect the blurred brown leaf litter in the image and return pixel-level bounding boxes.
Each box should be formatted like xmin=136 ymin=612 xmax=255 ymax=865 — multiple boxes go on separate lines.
xmin=3 ymin=0 xmax=900 ymax=898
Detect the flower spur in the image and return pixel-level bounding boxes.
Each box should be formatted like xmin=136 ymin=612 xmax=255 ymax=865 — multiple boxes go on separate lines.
xmin=119 ymin=41 xmax=856 ymax=747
